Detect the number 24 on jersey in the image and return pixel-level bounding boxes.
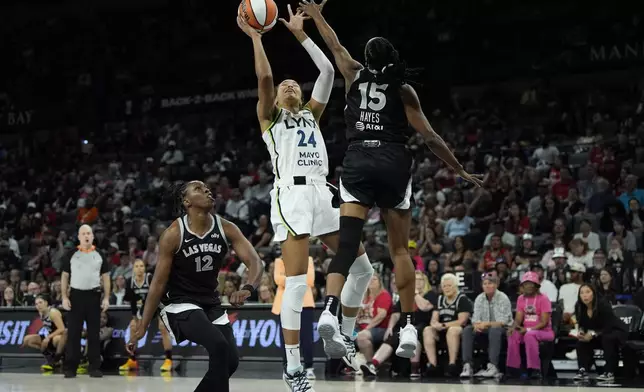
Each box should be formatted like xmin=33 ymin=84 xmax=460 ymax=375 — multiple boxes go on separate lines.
xmin=297 ymin=130 xmax=317 ymax=148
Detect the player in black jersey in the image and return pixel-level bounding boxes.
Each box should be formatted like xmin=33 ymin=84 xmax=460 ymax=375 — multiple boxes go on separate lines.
xmin=22 ymin=295 xmax=67 ymax=371
xmin=299 ymin=0 xmax=482 ymax=360
xmin=127 ymin=180 xmax=263 ymax=392
xmin=120 ymin=258 xmax=174 ymax=372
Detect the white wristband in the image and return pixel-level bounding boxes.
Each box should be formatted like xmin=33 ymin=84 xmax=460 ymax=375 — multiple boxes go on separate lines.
xmin=301 ymin=38 xmax=334 ymax=104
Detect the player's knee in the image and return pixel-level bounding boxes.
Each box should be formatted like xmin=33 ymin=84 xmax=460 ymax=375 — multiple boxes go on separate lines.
xmin=327 ymin=216 xmax=365 ymax=277
xmin=341 ymin=254 xmax=374 ymax=308
xmin=280 ymin=274 xmax=308 ymax=330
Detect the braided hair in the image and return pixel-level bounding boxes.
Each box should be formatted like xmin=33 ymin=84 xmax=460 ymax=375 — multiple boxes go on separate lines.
xmin=171 ymin=181 xmax=191 ymax=216
xmin=364 ymin=37 xmax=418 ymax=86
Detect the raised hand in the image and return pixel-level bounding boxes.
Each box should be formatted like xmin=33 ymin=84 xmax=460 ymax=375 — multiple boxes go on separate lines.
xmin=279 ymin=4 xmax=309 ymax=33
xmin=237 ymin=14 xmax=261 ymax=38
xmin=298 ymin=0 xmax=328 ymax=20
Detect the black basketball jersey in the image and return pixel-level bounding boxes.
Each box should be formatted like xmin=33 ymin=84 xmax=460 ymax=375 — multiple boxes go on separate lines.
xmin=162 ymin=214 xmax=229 ymax=308
xmin=344 ymin=69 xmax=412 ymax=144
xmin=40 ymin=307 xmax=59 ymax=334
xmin=437 ymin=293 xmax=468 ymax=323
xmin=128 ymin=273 xmax=151 ymax=318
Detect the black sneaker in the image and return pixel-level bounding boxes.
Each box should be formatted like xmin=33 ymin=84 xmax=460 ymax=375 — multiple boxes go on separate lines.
xmin=89 ymin=369 xmax=103 ymax=378
xmin=283 ymin=367 xmax=314 ymax=392
xmin=64 ymin=371 xmax=76 ymax=379
xmin=597 ymin=372 xmax=614 ymax=382
xmin=446 ymin=363 xmax=460 ymax=377
xmin=573 ymin=368 xmax=589 ymax=381
xmin=530 ymin=370 xmax=542 ymax=380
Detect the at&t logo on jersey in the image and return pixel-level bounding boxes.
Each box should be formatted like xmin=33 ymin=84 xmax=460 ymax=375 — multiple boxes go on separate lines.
xmin=182 ymin=243 xmax=223 ymax=258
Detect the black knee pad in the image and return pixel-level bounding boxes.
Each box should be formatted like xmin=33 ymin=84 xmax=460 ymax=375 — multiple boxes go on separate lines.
xmin=327 ymin=216 xmax=365 ymax=277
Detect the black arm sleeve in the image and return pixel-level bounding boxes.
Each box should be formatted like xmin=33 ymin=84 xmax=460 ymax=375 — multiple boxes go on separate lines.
xmin=61 ymin=250 xmax=73 ymax=274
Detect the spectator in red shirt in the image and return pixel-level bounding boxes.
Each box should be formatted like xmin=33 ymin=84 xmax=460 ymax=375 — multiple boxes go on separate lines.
xmin=505 ymin=202 xmax=530 ymax=235
xmin=479 ymin=235 xmax=511 ymax=271
xmin=356 ymin=274 xmax=393 ymax=362
xmin=552 ymin=168 xmax=576 ymax=201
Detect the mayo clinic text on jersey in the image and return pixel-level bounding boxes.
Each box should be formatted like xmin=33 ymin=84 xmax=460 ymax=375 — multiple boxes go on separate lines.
xmin=297 ymin=151 xmax=324 ymax=167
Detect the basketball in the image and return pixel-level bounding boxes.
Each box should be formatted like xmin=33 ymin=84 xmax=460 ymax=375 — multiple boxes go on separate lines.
xmin=238 ymin=0 xmax=278 ymax=32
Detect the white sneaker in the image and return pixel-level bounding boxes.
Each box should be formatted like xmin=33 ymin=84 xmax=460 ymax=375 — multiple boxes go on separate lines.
xmin=395 ymin=324 xmax=418 ymax=358
xmin=565 ymin=349 xmax=578 ymax=360
xmin=460 ymin=363 xmax=472 ymax=378
xmin=317 ymin=310 xmax=346 ymax=358
xmin=474 ymin=363 xmax=500 ymax=378
xmin=305 ymin=368 xmax=315 ymax=380
xmin=284 ymin=367 xmax=315 ymax=392
xmin=341 ymin=334 xmax=360 ymax=371
xmin=360 ymin=362 xmax=377 ymax=377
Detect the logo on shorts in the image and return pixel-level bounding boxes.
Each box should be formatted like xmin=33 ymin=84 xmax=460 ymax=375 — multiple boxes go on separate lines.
xmin=355 ymin=121 xmax=365 ymax=131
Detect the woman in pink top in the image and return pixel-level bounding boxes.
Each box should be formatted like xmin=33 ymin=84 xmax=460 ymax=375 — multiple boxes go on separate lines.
xmin=506 ymin=271 xmax=554 ymax=379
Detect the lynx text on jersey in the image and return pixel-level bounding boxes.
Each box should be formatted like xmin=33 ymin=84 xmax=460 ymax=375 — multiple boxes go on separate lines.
xmin=297 ymin=151 xmax=323 ymax=167
xmin=182 ymin=243 xmax=223 ymax=258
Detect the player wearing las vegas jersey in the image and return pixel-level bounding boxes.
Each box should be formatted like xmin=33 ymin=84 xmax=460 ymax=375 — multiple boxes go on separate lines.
xmin=119 ymin=259 xmax=174 ymax=372
xmin=238 ymin=7 xmax=373 ymax=391
xmin=299 ymin=0 xmax=482 ymax=363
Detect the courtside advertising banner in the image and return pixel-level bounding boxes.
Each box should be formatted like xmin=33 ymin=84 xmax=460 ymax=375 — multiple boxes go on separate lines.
xmin=0 ymin=306 xmax=325 ymax=360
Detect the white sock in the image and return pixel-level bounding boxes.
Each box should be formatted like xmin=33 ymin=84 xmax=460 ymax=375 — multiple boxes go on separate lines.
xmin=285 ymin=344 xmax=302 ymax=374
xmin=341 ymin=315 xmax=357 ymax=337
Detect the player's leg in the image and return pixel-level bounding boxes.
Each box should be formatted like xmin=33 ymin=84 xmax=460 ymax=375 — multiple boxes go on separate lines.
xmin=214 ymin=323 xmax=239 ymax=377
xmin=172 ymin=309 xmax=235 ymax=392
xmin=158 ymin=318 xmax=174 ymax=372
xmin=280 ymin=232 xmax=313 ymax=383
xmin=317 ymin=202 xmax=368 ymax=358
xmin=381 ymin=207 xmax=417 ymax=358
xmin=52 ymin=332 xmax=66 ymax=364
xmin=270 ymin=186 xmax=315 ymax=390
xmin=120 ymin=318 xmax=139 ymax=370
xmin=21 ymin=334 xmax=43 ymax=350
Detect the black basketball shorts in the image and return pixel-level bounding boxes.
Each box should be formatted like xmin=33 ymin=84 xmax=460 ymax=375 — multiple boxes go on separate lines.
xmin=160 ymin=304 xmax=227 ymax=343
xmin=339 ymin=142 xmax=413 ymax=209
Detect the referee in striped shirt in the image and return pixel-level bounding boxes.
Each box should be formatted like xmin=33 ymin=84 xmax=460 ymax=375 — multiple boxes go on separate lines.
xmin=61 ymin=224 xmax=111 ymax=378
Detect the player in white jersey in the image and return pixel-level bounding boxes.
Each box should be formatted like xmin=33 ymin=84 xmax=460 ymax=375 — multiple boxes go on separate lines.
xmin=238 ymin=7 xmax=374 ymax=392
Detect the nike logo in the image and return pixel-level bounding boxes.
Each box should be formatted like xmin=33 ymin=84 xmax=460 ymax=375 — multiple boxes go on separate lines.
xmin=184 ymin=238 xmax=194 ymax=243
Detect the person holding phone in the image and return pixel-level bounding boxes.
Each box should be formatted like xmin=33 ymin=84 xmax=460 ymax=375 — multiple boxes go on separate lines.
xmin=573 ymin=284 xmax=628 ymax=382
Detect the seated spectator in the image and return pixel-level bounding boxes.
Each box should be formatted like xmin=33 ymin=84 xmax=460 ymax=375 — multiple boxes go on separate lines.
xmin=563 ymin=187 xmax=585 ymax=217
xmin=443 ymin=205 xmax=474 ymax=239
xmin=109 ymin=275 xmax=127 ymax=305
xmin=514 ymin=234 xmax=537 ymax=267
xmin=619 ymin=174 xmax=644 ymax=212
xmin=426 ymin=259 xmax=441 ymax=290
xmin=624 ymin=251 xmax=644 ymax=295
xmin=361 ymin=271 xmax=436 ymax=378
xmin=258 ymin=284 xmax=275 ymax=304
xmin=417 ymin=224 xmax=443 ymax=260
xmin=595 ymin=268 xmax=618 ymax=305
xmin=545 ymin=246 xmax=567 ymax=273
xmin=567 ymin=238 xmax=593 ymax=268
xmin=609 ymin=218 xmax=638 ymax=252
xmin=573 ymin=284 xmax=628 ymax=382
xmin=531 ymin=264 xmax=558 ymax=302
xmin=607 ymin=237 xmax=633 ymax=269
xmin=423 ymin=273 xmax=472 ymax=376
xmin=627 ymin=198 xmax=644 ymax=233
xmin=592 ymin=249 xmax=607 ymax=270
xmin=505 ymin=203 xmax=530 ymax=236
xmin=484 ymin=219 xmax=517 ymax=249
xmin=478 ymin=235 xmax=511 ymax=272
xmin=506 ymin=272 xmax=554 ymax=379
xmin=248 ymin=215 xmax=273 ymax=249
xmin=460 ymin=273 xmax=513 ymax=378
xmin=559 ymin=263 xmax=586 ymax=325
xmin=1 ymin=286 xmax=20 ymax=307
xmin=356 ymin=274 xmax=393 ymax=363
xmin=574 ymin=219 xmax=601 ymax=251
xmin=535 ymin=195 xmax=561 ymax=234
xmin=444 ymin=236 xmax=474 ymax=272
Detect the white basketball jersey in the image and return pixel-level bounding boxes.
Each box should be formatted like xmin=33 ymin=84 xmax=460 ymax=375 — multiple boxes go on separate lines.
xmin=262 ymin=107 xmax=329 ymax=180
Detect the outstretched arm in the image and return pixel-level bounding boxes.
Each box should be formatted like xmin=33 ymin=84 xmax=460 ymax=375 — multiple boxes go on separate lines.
xmin=400 ymin=84 xmax=482 ymax=187
xmin=221 ymin=218 xmax=263 ymax=305
xmin=280 ymin=5 xmax=334 ymax=121
xmin=299 ymin=1 xmax=362 ymax=88
xmin=237 ymin=16 xmax=275 ymax=131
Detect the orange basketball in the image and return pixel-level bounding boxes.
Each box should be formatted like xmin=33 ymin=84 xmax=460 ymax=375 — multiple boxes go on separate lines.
xmin=238 ymin=0 xmax=279 ymax=32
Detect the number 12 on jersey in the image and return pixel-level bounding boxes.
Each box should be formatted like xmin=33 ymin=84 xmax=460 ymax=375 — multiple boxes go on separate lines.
xmin=297 ymin=130 xmax=317 ymax=148
xmin=194 ymin=255 xmax=213 ymax=272
xmin=358 ymin=82 xmax=389 ymax=111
